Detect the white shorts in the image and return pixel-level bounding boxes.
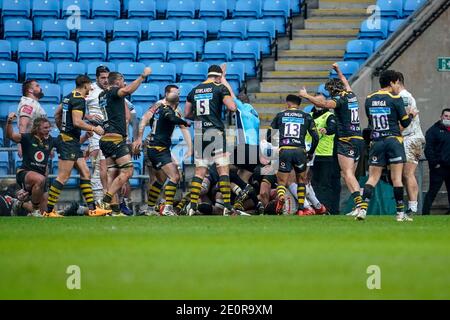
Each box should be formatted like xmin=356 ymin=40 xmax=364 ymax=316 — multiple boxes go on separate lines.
xmin=403 ymin=136 xmax=425 ymax=164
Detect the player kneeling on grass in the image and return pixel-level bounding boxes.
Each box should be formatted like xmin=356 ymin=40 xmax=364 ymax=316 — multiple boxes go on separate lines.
xmin=270 ymin=95 xmax=319 ymax=216
xmin=132 ymin=86 xmax=190 ymax=216
xmin=360 ymin=70 xmax=417 ymax=222
xmin=96 ymin=68 xmax=152 ymax=214
xmin=6 ymin=114 xmax=57 ymax=217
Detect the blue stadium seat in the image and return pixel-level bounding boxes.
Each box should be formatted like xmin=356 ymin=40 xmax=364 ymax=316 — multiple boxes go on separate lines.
xmin=224 ymin=61 xmax=245 ymax=93
xmin=108 ymin=40 xmax=137 ymax=63
xmin=147 ymin=62 xmax=177 ymax=96
xmin=389 ymin=19 xmax=406 ymax=35
xmin=130 ymin=83 xmax=160 ymax=114
xmin=4 ymin=19 xmax=33 ymax=52
xmin=166 ymin=0 xmax=195 ymax=19
xmin=148 ymin=20 xmax=177 ymax=42
xmin=17 ymin=40 xmax=47 ymax=74
xmin=377 ymin=0 xmax=403 ymax=19
xmin=247 ymin=19 xmax=275 ymax=55
xmin=156 ymin=0 xmax=168 ymax=16
xmin=40 ymin=83 xmax=61 ymax=117
xmin=48 ymin=40 xmax=77 ymax=64
xmin=218 ymin=19 xmax=247 ymax=45
xmin=87 ymin=61 xmax=116 ymax=79
xmin=56 ymin=62 xmax=86 ymax=87
xmin=25 ymin=61 xmax=55 ymax=82
xmin=62 ymin=0 xmax=90 ymax=19
xmin=359 ymin=18 xmax=389 ymax=40
xmin=113 ymin=19 xmax=142 ymax=43
xmin=344 ymin=39 xmax=374 ymax=60
xmin=167 ymin=41 xmax=197 ymax=75
xmin=227 ymin=0 xmax=237 ymax=14
xmin=0 ymin=61 xmax=18 ymax=83
xmin=232 ymin=41 xmax=260 ymax=77
xmin=199 ymin=0 xmax=227 ymax=35
xmin=178 ymin=20 xmax=207 ymax=54
xmin=175 ymin=82 xmax=194 ymax=102
xmin=233 ymin=0 xmax=262 ymax=20
xmin=0 ymin=128 xmax=4 ymax=147
xmin=117 ymin=62 xmax=146 ymax=82
xmin=180 ymin=62 xmax=209 ymax=85
xmin=129 ymin=167 xmax=142 ymax=188
xmin=0 ymin=83 xmax=22 ymax=118
xmin=329 ymin=61 xmax=359 ymax=79
xmin=0 ymin=151 xmax=9 ymax=172
xmin=0 ymin=41 xmax=12 ymax=60
xmin=32 ymin=0 xmax=61 ymax=33
xmin=203 ymin=40 xmax=232 ymax=65
xmin=77 ymin=19 xmax=106 ymax=40
xmin=1 ymin=0 xmax=31 ymax=20
xmin=404 ymin=0 xmax=425 ymax=16
xmin=316 ymin=83 xmax=330 ymax=99
xmin=78 ymin=40 xmax=107 ymax=64
xmin=262 ymin=0 xmax=290 ymax=34
xmin=291 ymin=0 xmax=302 ymax=14
xmin=91 ymin=0 xmax=121 ymax=32
xmin=127 ymin=0 xmax=156 ymax=33
xmin=138 ymin=41 xmax=167 ymax=64
xmin=374 ymin=40 xmax=385 ymax=51
xmin=41 ymin=19 xmax=70 ymax=45
xmin=62 ymin=82 xmax=75 ymax=96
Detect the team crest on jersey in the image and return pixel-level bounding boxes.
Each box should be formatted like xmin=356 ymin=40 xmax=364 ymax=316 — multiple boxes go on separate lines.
xmin=349 ymin=150 xmax=355 ymax=156
xmin=372 ymin=156 xmax=378 ymax=162
xmin=34 ymin=151 xmax=45 ymax=163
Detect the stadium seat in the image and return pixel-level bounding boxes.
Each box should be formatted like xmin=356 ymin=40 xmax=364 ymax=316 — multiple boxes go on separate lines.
xmin=389 ymin=19 xmax=406 ymax=35
xmin=48 ymin=40 xmax=77 ymax=64
xmin=62 ymin=82 xmax=75 ymax=96
xmin=0 ymin=83 xmax=22 ymax=118
xmin=377 ymin=0 xmax=403 ymax=19
xmin=232 ymin=0 xmax=262 ymax=20
xmin=91 ymin=0 xmax=121 ymax=32
xmin=0 ymin=41 xmax=12 ymax=60
xmin=62 ymin=0 xmax=90 ymax=19
xmin=344 ymin=39 xmax=374 ymax=60
xmin=129 ymin=167 xmax=142 ymax=188
xmin=167 ymin=41 xmax=197 ymax=75
xmin=1 ymin=0 xmax=31 ymax=20
xmin=227 ymin=0 xmax=237 ymax=14
xmin=4 ymin=19 xmax=33 ymax=52
xmin=148 ymin=20 xmax=177 ymax=42
xmin=56 ymin=62 xmax=86 ymax=87
xmin=117 ymin=62 xmax=146 ymax=82
xmin=329 ymin=61 xmax=359 ymax=79
xmin=41 ymin=19 xmax=70 ymax=45
xmin=199 ymin=0 xmax=227 ymax=35
xmin=316 ymin=83 xmax=330 ymax=99
xmin=130 ymin=83 xmax=160 ymax=114
xmin=359 ymin=18 xmax=389 ymax=40
xmin=0 ymin=61 xmax=18 ymax=83
xmin=113 ymin=19 xmax=142 ymax=43
xmin=147 ymin=62 xmax=177 ymax=95
xmin=374 ymin=40 xmax=385 ymax=51
xmin=218 ymin=19 xmax=247 ymax=45
xmin=247 ymin=19 xmax=275 ymax=55
xmin=32 ymin=0 xmax=61 ymax=33
xmin=87 ymin=61 xmax=116 ymax=79
xmin=180 ymin=62 xmax=209 ymax=85
xmin=0 ymin=151 xmax=10 ymax=173
xmin=138 ymin=41 xmax=167 ymax=64
xmin=25 ymin=61 xmax=55 ymax=83
xmin=17 ymin=40 xmax=46 ymax=74
xmin=232 ymin=41 xmax=260 ymax=77
xmin=78 ymin=40 xmax=107 ymax=64
xmin=77 ymin=20 xmax=106 ymax=40
xmin=202 ymin=40 xmax=232 ymax=65
xmin=127 ymin=0 xmax=156 ymax=33
xmin=178 ymin=20 xmax=207 ymax=54
xmin=404 ymin=0 xmax=426 ymax=16
xmin=108 ymin=40 xmax=137 ymax=63
xmin=224 ymin=61 xmax=245 ymax=93
xmin=40 ymin=83 xmax=61 ymax=117
xmin=156 ymin=0 xmax=168 ymax=17
xmin=0 ymin=128 xmax=4 ymax=147
xmin=292 ymin=0 xmax=302 ymax=14
xmin=175 ymin=82 xmax=194 ymax=102
xmin=262 ymin=0 xmax=290 ymax=34
xmin=166 ymin=0 xmax=195 ymax=20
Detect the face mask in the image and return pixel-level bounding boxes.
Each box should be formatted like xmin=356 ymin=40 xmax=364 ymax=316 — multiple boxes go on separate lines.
xmin=442 ymin=119 xmax=450 ymax=127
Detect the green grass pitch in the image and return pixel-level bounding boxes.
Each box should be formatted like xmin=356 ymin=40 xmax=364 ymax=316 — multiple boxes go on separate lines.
xmin=0 ymin=215 xmax=449 ymax=300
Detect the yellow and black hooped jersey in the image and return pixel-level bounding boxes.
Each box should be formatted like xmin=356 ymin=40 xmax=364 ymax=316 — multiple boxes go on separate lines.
xmin=365 ymin=90 xmax=412 ymax=140
xmin=331 ymin=91 xmax=362 ymax=138
xmin=61 ymin=91 xmax=86 ymax=141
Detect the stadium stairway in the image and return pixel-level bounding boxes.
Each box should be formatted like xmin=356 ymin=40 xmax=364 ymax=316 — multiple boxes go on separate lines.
xmin=251 ymin=0 xmax=374 ymax=124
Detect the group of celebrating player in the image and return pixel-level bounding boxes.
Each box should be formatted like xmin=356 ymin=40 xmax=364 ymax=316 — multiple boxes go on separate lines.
xmin=4 ymin=61 xmax=422 ymax=221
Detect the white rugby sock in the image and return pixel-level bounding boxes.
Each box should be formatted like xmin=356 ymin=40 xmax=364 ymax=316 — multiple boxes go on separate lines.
xmin=408 ymin=201 xmax=418 ymax=213
xmin=306 ymin=183 xmax=321 ymax=209
xmin=288 ymin=183 xmax=298 ymax=200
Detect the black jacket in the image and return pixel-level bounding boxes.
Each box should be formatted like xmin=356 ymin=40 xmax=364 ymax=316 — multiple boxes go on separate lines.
xmin=424 ymin=121 xmax=450 ymax=167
